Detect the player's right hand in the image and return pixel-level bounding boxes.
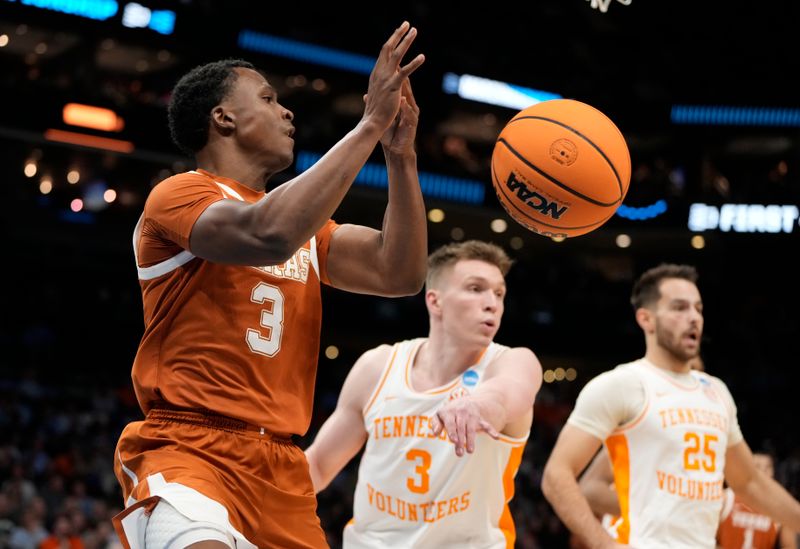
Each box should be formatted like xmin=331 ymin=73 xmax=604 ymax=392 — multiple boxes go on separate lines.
xmin=363 ymin=22 xmax=425 ymax=132
xmin=431 ymin=397 xmax=499 ymax=458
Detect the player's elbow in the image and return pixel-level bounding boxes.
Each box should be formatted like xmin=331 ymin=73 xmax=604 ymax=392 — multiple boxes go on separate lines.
xmin=379 ymin=262 xmax=426 ymax=297
xmin=407 ymin=264 xmax=427 ymax=294
xmin=380 ymin=279 xmax=424 ymax=298
xmin=393 ymin=270 xmax=426 ymax=296
xmin=252 ymin=227 xmax=297 ymax=265
xmin=541 ymin=460 xmax=561 ymax=503
xmin=303 ymin=449 xmax=326 ymax=494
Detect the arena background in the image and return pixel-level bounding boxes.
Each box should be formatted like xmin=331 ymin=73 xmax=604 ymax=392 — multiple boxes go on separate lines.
xmin=2 ymin=1 xmax=799 ymax=547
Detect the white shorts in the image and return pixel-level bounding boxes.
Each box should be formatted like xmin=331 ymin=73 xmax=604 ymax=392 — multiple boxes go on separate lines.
xmin=117 ymin=497 xmax=236 ymax=549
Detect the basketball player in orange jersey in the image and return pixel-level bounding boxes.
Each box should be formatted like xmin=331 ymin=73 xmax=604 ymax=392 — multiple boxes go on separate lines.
xmin=304 ymin=240 xmax=542 ymax=548
xmin=542 ymin=264 xmax=800 ymax=549
xmin=112 ymin=22 xmax=426 ymax=549
xmin=718 ymin=452 xmax=797 ymax=549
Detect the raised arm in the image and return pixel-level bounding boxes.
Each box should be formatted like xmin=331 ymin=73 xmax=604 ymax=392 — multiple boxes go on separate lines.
xmin=542 ymin=425 xmax=627 ymax=549
xmin=431 ymin=347 xmax=542 ymax=456
xmin=724 ymin=441 xmax=800 ymax=532
xmin=325 ymin=78 xmax=427 ymax=297
xmin=304 ymin=345 xmax=391 ymax=493
xmin=190 ymin=23 xmax=425 ymax=266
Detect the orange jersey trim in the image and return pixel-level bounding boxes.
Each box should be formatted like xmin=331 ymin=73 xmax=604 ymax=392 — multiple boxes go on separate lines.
xmin=363 ymin=346 xmax=400 ymax=416
xmin=612 ymin=398 xmax=651 ymax=434
xmin=606 ymin=434 xmax=631 ymax=544
xmin=644 ymin=363 xmax=701 ymax=391
xmin=499 ymin=445 xmax=525 ymax=548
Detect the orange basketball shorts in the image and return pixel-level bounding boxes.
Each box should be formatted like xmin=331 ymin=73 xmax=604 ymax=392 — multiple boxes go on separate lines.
xmin=113 ymin=408 xmax=328 ymax=548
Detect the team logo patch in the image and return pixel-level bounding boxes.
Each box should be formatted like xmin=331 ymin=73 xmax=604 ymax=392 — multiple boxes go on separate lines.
xmin=447 ymin=387 xmax=469 ymax=402
xmin=462 ymin=370 xmax=479 ymax=387
xmin=699 ymin=377 xmax=719 ymax=402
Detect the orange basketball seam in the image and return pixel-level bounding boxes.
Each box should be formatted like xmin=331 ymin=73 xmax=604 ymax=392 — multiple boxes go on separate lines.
xmin=491 ymin=158 xmax=615 ymax=231
xmin=496 ymin=137 xmax=620 ymax=207
xmin=506 ymin=114 xmax=628 ymax=197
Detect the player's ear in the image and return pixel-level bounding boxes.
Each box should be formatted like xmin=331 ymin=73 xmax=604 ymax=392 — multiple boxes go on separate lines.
xmin=425 ymin=288 xmax=442 ymax=316
xmin=211 ymin=105 xmax=235 ymax=134
xmin=635 ymin=307 xmax=654 ymax=333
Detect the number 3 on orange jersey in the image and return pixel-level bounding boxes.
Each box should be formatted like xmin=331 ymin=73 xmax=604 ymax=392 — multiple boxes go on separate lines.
xmin=246 ymin=282 xmax=285 ymax=357
xmin=406 ymin=449 xmax=431 ymax=494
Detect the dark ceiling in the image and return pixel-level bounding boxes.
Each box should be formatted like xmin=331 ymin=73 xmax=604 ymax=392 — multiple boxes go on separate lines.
xmin=3 ymin=0 xmax=799 ymax=148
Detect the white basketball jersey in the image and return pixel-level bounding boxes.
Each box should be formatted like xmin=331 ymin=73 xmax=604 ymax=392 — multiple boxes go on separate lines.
xmin=343 ymin=338 xmax=528 ymax=549
xmin=605 ymin=360 xmax=734 ymax=548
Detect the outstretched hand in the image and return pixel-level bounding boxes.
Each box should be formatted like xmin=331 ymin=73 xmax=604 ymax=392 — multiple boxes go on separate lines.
xmin=431 ymin=397 xmax=500 ymax=457
xmin=371 ymin=78 xmax=420 ymax=155
xmin=364 ymin=21 xmax=425 ymax=133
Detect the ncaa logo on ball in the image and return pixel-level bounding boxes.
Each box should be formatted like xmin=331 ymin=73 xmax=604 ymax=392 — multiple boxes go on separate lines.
xmin=549 ymin=139 xmax=578 ymax=166
xmin=505 ymin=172 xmax=570 ymax=220
xmin=462 ymin=370 xmax=479 ymax=387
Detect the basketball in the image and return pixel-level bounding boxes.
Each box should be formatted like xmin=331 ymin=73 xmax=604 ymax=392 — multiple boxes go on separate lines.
xmin=491 ymin=99 xmax=631 ymax=238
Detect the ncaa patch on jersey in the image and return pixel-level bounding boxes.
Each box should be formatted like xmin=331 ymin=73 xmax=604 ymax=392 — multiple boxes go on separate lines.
xmin=699 ymin=377 xmax=719 ymax=402
xmin=462 ymin=370 xmax=479 ymax=387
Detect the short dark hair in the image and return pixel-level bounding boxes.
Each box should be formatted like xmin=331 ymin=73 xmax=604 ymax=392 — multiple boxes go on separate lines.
xmin=630 ymin=263 xmax=698 ymax=310
xmin=426 ymin=240 xmax=513 ymax=289
xmin=167 ymin=59 xmax=255 ymax=155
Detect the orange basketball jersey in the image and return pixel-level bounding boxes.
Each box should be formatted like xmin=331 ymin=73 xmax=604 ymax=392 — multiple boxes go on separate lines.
xmin=717 ymin=488 xmax=779 ymax=549
xmin=132 ymin=168 xmax=338 ymax=436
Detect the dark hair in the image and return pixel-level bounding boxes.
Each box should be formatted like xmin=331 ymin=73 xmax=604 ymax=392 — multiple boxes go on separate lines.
xmin=426 ymin=240 xmax=513 ymax=289
xmin=167 ymin=59 xmax=255 ymax=155
xmin=630 ymin=263 xmax=698 ymax=310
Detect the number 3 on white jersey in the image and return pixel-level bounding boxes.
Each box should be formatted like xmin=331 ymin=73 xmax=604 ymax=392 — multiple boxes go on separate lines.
xmin=246 ymin=282 xmax=285 ymax=357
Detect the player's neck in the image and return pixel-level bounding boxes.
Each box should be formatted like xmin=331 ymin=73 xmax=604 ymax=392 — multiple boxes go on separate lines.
xmin=195 ymin=148 xmax=272 ymax=192
xmin=413 ymin=335 xmax=484 ymax=389
xmin=644 ymin=347 xmax=693 ymax=374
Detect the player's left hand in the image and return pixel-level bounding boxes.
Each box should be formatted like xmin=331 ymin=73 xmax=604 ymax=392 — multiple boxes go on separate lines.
xmin=431 ymin=398 xmax=500 ymax=457
xmin=370 ymin=78 xmax=419 ymax=156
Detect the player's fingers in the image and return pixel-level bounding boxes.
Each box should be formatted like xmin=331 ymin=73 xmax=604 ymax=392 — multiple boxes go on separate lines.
xmin=399 ymin=97 xmax=416 ymax=124
xmin=381 ymin=21 xmax=411 ymax=57
xmin=399 ymin=54 xmax=425 ymax=78
xmin=442 ymin=413 xmax=459 ymax=448
xmin=464 ymin=418 xmax=477 ymax=454
xmin=402 ymin=79 xmax=419 ymax=111
xmin=390 ymin=26 xmax=418 ymax=63
xmin=454 ymin=414 xmax=470 ymax=457
xmin=479 ymin=419 xmax=500 ymax=440
xmin=431 ymin=414 xmax=443 ymax=436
